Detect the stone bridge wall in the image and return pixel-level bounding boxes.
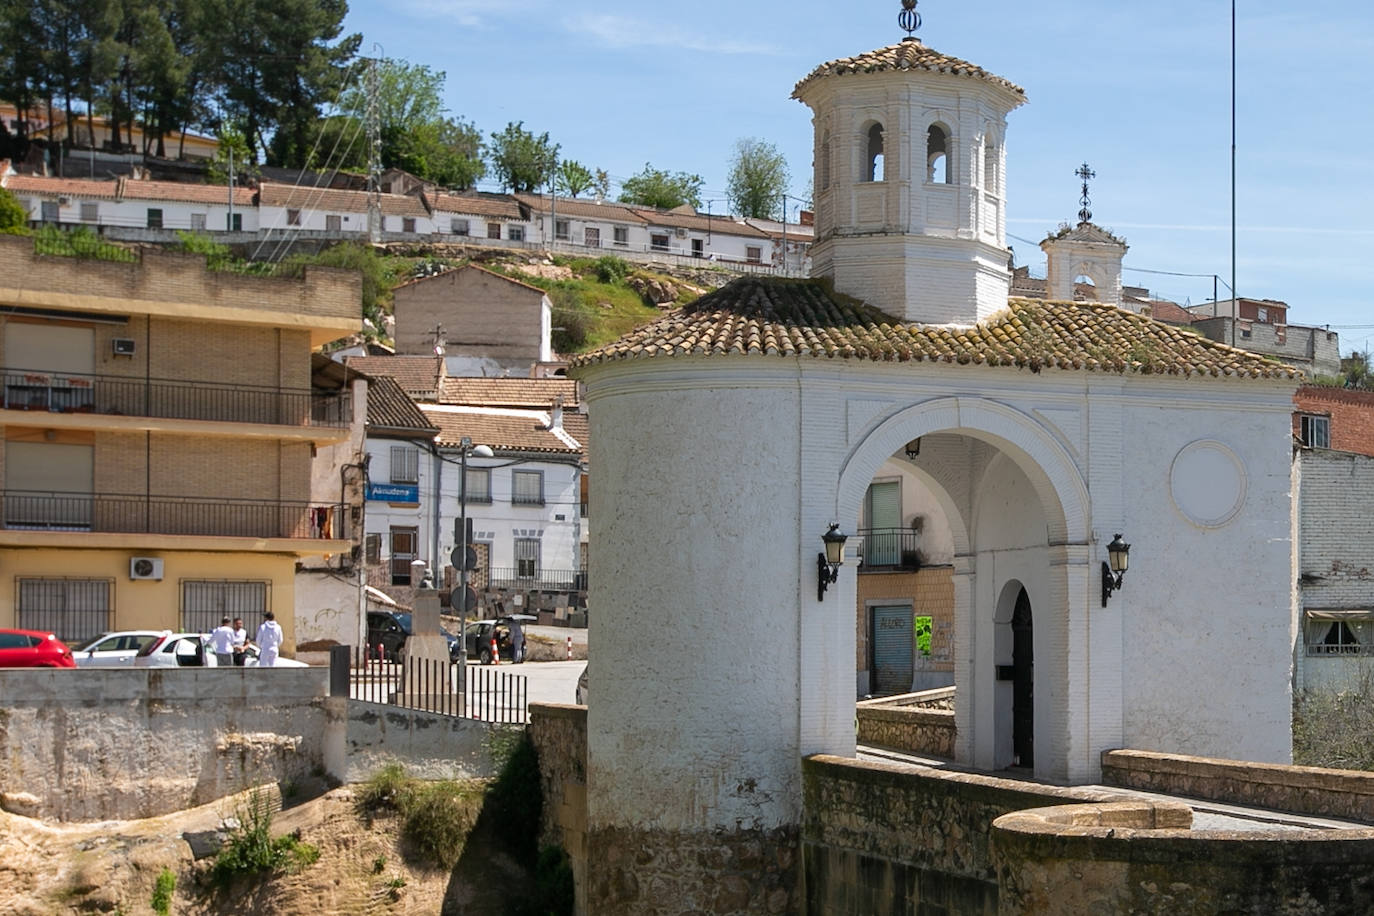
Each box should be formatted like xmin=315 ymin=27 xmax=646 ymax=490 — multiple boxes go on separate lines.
xmin=855 ymin=704 xmax=955 ymax=758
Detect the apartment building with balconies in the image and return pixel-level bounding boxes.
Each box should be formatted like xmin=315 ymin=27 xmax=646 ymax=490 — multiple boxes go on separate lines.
xmin=0 ymin=235 xmax=360 ymax=651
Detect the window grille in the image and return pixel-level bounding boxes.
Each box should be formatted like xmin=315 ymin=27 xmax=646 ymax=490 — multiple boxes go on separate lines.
xmin=515 ymin=538 xmax=541 ymax=578
xmin=512 ymin=470 xmax=544 ymax=506
xmin=181 ymin=580 xmax=268 ymax=634
xmin=17 ymin=578 xmax=112 ymax=643
xmin=464 ymin=467 xmax=491 ymax=503
xmin=390 ymin=446 xmax=420 ymax=484
xmin=452 ymin=218 xmax=470 ymax=236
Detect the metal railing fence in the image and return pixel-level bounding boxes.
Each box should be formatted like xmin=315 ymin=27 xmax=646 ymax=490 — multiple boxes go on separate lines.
xmin=343 ymin=644 xmax=527 ymax=723
xmin=2 ymin=490 xmax=348 ymax=540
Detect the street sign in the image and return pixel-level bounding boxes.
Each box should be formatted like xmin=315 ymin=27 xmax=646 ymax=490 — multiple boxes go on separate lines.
xmin=450 ymin=585 xmax=478 ymax=612
xmin=449 ymin=546 xmax=479 ymax=571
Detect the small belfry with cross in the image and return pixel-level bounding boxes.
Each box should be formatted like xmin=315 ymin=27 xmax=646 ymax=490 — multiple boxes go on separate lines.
xmin=1076 ymin=162 xmax=1096 ymax=224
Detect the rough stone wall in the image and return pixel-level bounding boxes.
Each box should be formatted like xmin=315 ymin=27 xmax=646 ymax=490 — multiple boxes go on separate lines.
xmin=0 ymin=668 xmax=331 ymax=821
xmin=1294 ymin=385 xmax=1374 ymax=457
xmin=1102 ymin=749 xmax=1374 ymax=823
xmin=854 ymin=705 xmax=955 ymax=758
xmin=529 ymin=703 xmax=588 ymax=916
xmin=993 ymin=802 xmax=1374 ymax=915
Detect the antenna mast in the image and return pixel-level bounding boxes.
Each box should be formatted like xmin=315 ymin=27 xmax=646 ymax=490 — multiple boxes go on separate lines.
xmin=365 ymin=56 xmax=382 ymax=244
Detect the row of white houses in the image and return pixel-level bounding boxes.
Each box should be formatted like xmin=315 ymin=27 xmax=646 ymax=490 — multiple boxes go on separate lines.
xmin=0 ymin=169 xmax=814 ymax=273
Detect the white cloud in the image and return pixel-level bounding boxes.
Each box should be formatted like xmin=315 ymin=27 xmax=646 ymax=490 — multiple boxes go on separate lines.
xmin=397 ymin=0 xmax=535 ymax=28
xmin=564 ymin=13 xmax=778 ymax=55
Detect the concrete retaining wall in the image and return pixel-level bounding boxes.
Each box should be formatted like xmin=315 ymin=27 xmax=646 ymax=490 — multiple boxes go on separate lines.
xmin=529 ymin=703 xmax=588 ymax=916
xmin=1102 ymin=748 xmax=1374 ymax=823
xmin=0 ymin=668 xmax=332 ymax=821
xmin=0 ymin=669 xmax=511 ymax=822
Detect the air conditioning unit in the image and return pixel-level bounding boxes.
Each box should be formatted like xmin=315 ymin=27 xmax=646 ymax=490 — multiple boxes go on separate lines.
xmin=130 ymin=557 xmax=163 ymax=581
xmin=112 ymin=338 xmax=136 ymax=357
xmin=674 ymin=227 xmax=689 ymax=239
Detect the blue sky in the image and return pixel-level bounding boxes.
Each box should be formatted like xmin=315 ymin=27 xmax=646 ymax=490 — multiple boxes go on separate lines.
xmin=341 ymin=1 xmax=1374 ymax=352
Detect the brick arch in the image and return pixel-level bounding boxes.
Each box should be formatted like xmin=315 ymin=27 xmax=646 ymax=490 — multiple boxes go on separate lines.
xmin=836 ymin=397 xmax=1090 ymax=547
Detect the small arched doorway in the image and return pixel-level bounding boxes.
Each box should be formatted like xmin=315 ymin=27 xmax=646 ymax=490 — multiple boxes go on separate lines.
xmin=1011 ymin=588 xmax=1033 ymax=768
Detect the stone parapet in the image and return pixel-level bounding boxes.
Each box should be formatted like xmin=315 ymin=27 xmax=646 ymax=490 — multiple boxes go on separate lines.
xmin=855 ymin=704 xmax=955 ymax=758
xmin=1101 ymin=748 xmax=1374 ymax=823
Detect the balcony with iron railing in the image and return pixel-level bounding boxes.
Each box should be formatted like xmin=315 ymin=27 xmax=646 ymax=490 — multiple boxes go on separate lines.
xmin=857 ymin=527 xmax=922 ymax=572
xmin=0 ymin=369 xmax=350 ymax=430
xmin=2 ymin=490 xmax=348 ymax=541
xmin=485 ymin=567 xmax=588 ymax=593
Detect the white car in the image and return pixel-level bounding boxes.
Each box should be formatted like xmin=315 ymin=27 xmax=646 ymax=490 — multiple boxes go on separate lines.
xmin=71 ymin=630 xmax=164 ymax=667
xmin=133 ymin=632 xmax=307 ymax=668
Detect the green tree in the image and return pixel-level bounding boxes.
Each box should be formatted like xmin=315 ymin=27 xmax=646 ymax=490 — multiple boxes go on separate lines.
xmin=341 ymin=58 xmax=445 ymax=139
xmin=592 ymin=168 xmax=610 ymax=201
xmin=487 ymin=121 xmax=559 ymax=193
xmin=391 ymin=117 xmax=484 ymax=189
xmin=0 ymin=186 xmax=29 ymax=234
xmin=726 ymin=137 xmax=790 ymax=219
xmin=556 ymin=160 xmax=594 ymax=198
xmin=618 ymin=162 xmax=704 ymax=210
xmin=207 ymin=123 xmax=257 ymax=184
xmin=1340 ymin=351 xmax=1371 ymax=389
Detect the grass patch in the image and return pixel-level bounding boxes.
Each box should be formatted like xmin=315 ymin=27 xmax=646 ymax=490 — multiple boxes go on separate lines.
xmin=33 ymin=225 xmax=136 ymax=262
xmin=356 ymin=763 xmax=485 ymax=869
xmin=1294 ymin=674 xmax=1374 ymax=770
xmin=151 ymin=867 xmax=176 ymax=915
xmin=207 ymin=789 xmax=320 ymax=891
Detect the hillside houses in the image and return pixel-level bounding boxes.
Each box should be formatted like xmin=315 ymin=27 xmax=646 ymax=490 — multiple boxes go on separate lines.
xmin=1 ymin=167 xmax=813 ymax=273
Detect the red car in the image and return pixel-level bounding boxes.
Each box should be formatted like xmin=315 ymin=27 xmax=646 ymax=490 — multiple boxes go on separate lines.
xmin=0 ymin=629 xmax=76 ymax=668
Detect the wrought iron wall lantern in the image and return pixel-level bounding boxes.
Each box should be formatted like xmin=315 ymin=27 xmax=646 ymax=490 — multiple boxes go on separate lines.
xmin=904 ymin=438 xmax=922 ymax=460
xmin=817 ymin=524 xmax=849 ymax=601
xmin=1100 ymin=533 xmax=1130 ymax=607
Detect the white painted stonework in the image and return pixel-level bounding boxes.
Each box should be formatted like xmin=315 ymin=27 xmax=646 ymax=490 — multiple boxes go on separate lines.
xmin=1041 ymin=222 xmax=1128 ymax=308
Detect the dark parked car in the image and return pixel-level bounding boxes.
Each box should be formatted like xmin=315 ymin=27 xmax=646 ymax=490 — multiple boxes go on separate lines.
xmin=0 ymin=628 xmax=76 ymax=668
xmin=365 ymin=610 xmax=460 ymax=664
xmin=463 ymin=615 xmax=537 ymax=665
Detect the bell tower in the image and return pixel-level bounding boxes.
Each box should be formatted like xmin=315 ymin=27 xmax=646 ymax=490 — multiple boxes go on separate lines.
xmin=1040 ymin=163 xmax=1129 ymax=307
xmin=793 ymin=1 xmax=1026 ymax=325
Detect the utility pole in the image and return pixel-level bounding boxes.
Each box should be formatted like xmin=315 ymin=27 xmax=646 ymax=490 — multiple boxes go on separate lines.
xmin=227 ymin=147 xmax=235 ymax=231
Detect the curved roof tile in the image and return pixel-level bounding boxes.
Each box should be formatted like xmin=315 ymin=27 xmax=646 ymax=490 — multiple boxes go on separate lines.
xmin=793 ymin=39 xmax=1025 ymax=100
xmin=570 ymin=277 xmax=1300 ymax=381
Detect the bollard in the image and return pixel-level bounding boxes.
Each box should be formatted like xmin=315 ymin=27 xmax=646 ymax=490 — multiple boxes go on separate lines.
xmin=567 ymin=635 xmax=573 ymax=660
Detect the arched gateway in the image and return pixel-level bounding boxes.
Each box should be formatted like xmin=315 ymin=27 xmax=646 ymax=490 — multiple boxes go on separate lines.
xmin=568 ymin=10 xmax=1300 ymax=914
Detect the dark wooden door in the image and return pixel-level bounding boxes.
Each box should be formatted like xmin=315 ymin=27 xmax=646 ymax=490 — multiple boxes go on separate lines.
xmin=1011 ymin=588 xmax=1034 ymax=768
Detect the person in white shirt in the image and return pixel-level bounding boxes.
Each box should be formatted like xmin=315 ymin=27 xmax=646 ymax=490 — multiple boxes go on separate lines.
xmin=255 ymin=611 xmax=284 ymax=667
xmin=209 ymin=617 xmax=236 ymax=667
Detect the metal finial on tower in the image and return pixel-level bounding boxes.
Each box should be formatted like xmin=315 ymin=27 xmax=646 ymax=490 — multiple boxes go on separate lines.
xmin=1075 ymin=162 xmax=1096 ymax=224
xmin=899 ymin=0 xmax=921 ymax=40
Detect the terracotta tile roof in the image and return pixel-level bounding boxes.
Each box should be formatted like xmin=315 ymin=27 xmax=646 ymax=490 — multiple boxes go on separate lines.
xmin=420 ymin=406 xmax=583 ymax=455
xmin=431 ymin=192 xmax=527 ymax=220
xmin=439 ymin=377 xmax=581 ymax=408
xmin=793 ymin=39 xmax=1026 ymax=100
xmin=258 ymin=182 xmax=429 ymax=218
xmin=3 ymin=175 xmax=120 ymax=200
xmin=560 ymin=412 xmax=588 ymax=449
xmin=631 ymin=208 xmax=770 ymax=238
xmin=343 ymin=356 xmax=445 ymax=396
xmin=516 ymin=194 xmax=650 ymax=224
xmin=115 ymin=178 xmax=255 ymax=206
xmin=366 ymin=376 xmax=439 ymax=433
xmin=570 ymin=276 xmax=1299 ymax=380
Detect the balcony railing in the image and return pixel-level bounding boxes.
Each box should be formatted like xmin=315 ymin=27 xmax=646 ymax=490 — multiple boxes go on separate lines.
xmin=1306 ymin=643 xmax=1374 ymax=657
xmin=485 ymin=567 xmax=588 ymax=592
xmin=2 ymin=490 xmax=348 ymax=540
xmin=858 ymin=527 xmax=922 ymax=571
xmin=1 ymin=369 xmax=350 ymax=428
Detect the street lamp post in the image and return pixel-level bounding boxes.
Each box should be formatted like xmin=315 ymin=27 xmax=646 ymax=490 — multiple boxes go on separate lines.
xmin=456 ymin=436 xmax=493 ymax=688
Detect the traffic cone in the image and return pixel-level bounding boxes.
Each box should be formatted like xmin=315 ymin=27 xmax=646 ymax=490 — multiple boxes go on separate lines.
xmin=491 ymin=636 xmax=499 ymax=666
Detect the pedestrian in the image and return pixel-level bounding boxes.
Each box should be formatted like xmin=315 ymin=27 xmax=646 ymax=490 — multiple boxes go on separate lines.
xmin=255 ymin=611 xmax=283 ymax=667
xmin=231 ymin=617 xmax=249 ymax=667
xmin=510 ymin=618 xmax=525 ymax=664
xmin=209 ymin=616 xmax=235 ymax=667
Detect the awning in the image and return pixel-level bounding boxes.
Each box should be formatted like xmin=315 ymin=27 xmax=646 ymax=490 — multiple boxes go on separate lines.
xmin=1305 ymin=609 xmax=1374 ymax=621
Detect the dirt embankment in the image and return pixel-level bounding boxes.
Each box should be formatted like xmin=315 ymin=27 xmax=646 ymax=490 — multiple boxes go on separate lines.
xmin=0 ymin=784 xmax=516 ymax=915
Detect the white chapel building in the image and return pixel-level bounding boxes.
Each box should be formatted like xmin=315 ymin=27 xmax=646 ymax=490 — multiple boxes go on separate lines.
xmin=570 ymin=12 xmax=1300 ymax=911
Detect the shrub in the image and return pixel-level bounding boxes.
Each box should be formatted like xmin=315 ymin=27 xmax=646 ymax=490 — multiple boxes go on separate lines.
xmin=593 ymin=255 xmax=629 ymax=284
xmin=486 ymin=733 xmax=543 ymax=862
xmin=357 ymin=762 xmax=414 ymax=813
xmin=1293 ymin=674 xmax=1374 ymax=770
xmin=208 ymin=789 xmax=320 ymax=890
xmin=151 ymin=867 xmax=176 ymax=915
xmin=401 ymin=780 xmax=483 ymax=869
xmin=33 ymin=224 xmax=136 ymax=262
xmin=0 ymin=187 xmax=27 ymax=234
xmin=175 ymin=231 xmax=235 ymax=271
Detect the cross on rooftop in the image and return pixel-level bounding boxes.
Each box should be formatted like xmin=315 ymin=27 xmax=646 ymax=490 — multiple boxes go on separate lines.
xmin=1076 ymin=162 xmax=1096 ymax=224
xmin=899 ymin=0 xmax=921 ymax=39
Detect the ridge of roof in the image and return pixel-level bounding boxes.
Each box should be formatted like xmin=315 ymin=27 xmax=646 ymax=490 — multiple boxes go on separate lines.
xmin=391 ymin=262 xmax=548 ymax=295
xmin=793 ymin=39 xmax=1025 ymax=100
xmin=570 ymin=276 xmax=1299 ymax=381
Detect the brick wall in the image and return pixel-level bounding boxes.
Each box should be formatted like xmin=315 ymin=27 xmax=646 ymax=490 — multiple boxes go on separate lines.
xmin=856 ymin=566 xmax=955 ymax=674
xmin=1298 ymin=449 xmax=1374 ymax=608
xmin=1294 ymin=385 xmax=1374 ymax=457
xmin=393 ymin=266 xmax=545 ymax=362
